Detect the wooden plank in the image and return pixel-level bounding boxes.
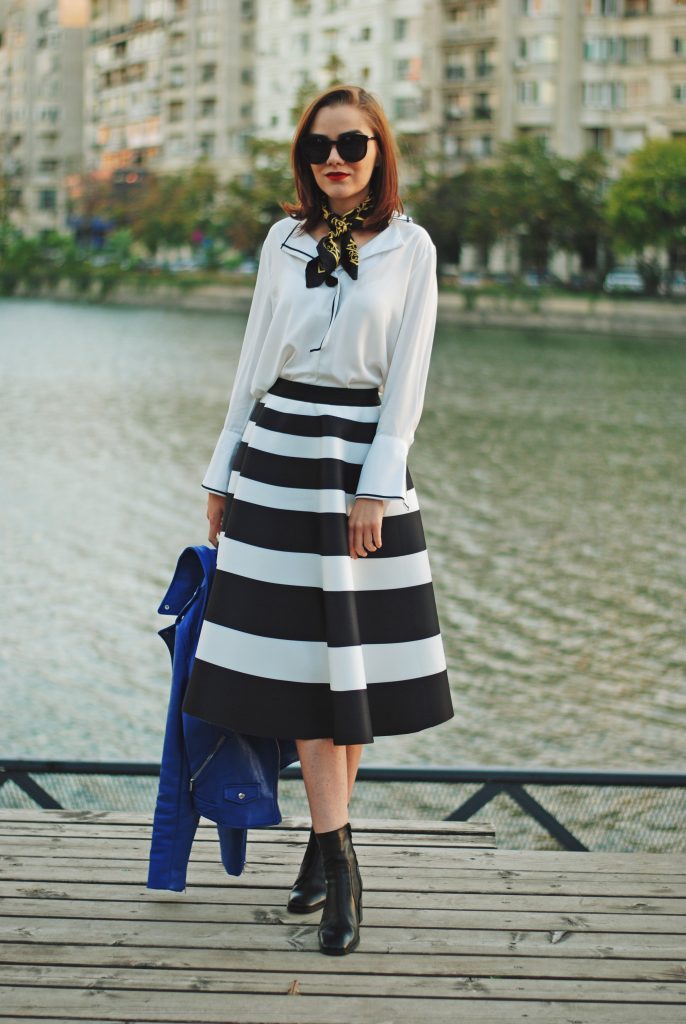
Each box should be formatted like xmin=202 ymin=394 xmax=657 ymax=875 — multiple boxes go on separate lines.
xmin=0 ymin=989 xmax=684 ymax=1023
xmin=2 ymin=879 xmax=684 ymax=916
xmin=1 ymin=964 xmax=685 ymax=1003
xmin=2 ymin=861 xmax=684 ymax=897
xmin=0 ymin=917 xmax=683 ymax=957
xmin=1 ymin=896 xmax=684 ymax=934
xmin=1 ymin=943 xmax=683 ymax=982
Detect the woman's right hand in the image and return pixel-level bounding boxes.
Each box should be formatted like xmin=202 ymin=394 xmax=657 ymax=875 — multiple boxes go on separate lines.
xmin=207 ymin=492 xmax=227 ymax=548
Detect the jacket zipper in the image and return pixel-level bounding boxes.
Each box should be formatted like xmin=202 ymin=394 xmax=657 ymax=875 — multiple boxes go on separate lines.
xmin=189 ymin=734 xmax=226 ymax=791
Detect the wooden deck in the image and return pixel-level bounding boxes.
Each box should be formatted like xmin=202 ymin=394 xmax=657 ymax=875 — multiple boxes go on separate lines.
xmin=0 ymin=809 xmax=684 ymax=1023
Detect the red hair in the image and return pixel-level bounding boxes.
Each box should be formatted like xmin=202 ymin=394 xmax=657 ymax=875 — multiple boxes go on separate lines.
xmin=281 ymin=84 xmax=404 ymax=234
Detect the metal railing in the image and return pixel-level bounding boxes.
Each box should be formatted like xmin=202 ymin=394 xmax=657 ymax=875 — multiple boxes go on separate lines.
xmin=1 ymin=758 xmax=683 ymax=853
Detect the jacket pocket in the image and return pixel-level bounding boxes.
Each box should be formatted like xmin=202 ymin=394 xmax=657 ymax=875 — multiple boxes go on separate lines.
xmin=223 ymin=784 xmax=260 ymax=805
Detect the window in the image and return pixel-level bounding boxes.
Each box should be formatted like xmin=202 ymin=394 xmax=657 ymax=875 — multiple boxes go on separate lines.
xmin=200 ymin=97 xmax=216 ymax=118
xmin=394 ymin=96 xmax=419 ymax=120
xmin=240 ymin=67 xmax=253 ymax=84
xmin=673 ymin=83 xmax=686 ymax=103
xmin=199 ymin=134 xmax=215 ymax=156
xmin=38 ymin=188 xmax=56 ymax=210
xmin=200 ymin=63 xmax=216 ymax=82
xmin=674 ymin=37 xmax=685 ymax=55
xmin=582 ymin=81 xmax=626 ymax=108
xmin=169 ymin=100 xmax=184 ymax=122
xmin=473 ymin=92 xmax=492 ymax=118
xmin=518 ymin=80 xmax=539 ymax=103
xmin=445 ymin=53 xmax=465 ymax=80
xmin=393 ymin=18 xmax=407 ymax=40
xmin=170 ymin=66 xmax=185 ymax=88
xmin=394 ymin=58 xmax=410 ymax=80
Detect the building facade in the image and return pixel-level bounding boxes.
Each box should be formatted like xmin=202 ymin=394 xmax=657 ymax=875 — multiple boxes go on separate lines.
xmin=253 ymin=0 xmax=433 ymax=149
xmin=433 ymin=0 xmax=686 ymax=174
xmin=0 ymin=0 xmax=87 ymax=233
xmin=85 ymin=0 xmax=255 ymax=178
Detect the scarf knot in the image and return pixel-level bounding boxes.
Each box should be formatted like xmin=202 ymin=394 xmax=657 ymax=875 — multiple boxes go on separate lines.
xmin=305 ymin=191 xmax=375 ymax=288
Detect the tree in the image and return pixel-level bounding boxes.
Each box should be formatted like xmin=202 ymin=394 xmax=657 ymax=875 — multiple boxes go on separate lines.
xmin=215 ymin=138 xmax=294 ymax=256
xmin=606 ymin=138 xmax=686 ymax=286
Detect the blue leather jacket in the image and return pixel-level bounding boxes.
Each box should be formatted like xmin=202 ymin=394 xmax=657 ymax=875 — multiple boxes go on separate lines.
xmin=146 ymin=543 xmax=299 ymax=892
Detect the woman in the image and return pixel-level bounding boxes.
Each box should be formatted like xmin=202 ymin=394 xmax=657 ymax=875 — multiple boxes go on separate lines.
xmin=182 ymin=84 xmax=455 ymax=956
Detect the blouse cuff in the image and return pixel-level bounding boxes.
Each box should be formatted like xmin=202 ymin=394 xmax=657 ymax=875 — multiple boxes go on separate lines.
xmin=355 ymin=433 xmax=410 ymax=511
xmin=201 ymin=427 xmax=244 ymax=495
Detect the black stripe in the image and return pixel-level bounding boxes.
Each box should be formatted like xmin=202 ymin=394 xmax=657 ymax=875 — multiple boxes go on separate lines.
xmin=249 ymin=402 xmax=380 ymax=445
xmin=182 ymin=661 xmax=455 ymax=746
xmin=221 ymin=497 xmax=424 ymax=556
xmin=267 ymin=376 xmax=380 ymax=406
xmin=204 ymin=572 xmax=441 ymax=646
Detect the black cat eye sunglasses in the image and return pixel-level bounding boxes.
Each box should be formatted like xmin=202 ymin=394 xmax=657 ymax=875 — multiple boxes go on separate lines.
xmin=299 ymin=131 xmax=378 ymax=165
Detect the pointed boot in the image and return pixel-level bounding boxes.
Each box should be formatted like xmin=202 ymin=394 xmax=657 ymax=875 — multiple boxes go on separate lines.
xmin=287 ymin=826 xmax=327 ymax=913
xmin=315 ymin=821 xmax=363 ymax=955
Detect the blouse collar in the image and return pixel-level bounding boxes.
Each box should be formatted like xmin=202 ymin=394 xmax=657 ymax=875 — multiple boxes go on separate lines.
xmin=278 ymin=212 xmax=407 ymax=264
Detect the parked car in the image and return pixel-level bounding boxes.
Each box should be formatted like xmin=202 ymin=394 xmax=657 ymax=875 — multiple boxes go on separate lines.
xmin=602 ymin=267 xmax=645 ymax=294
xmin=459 ymin=270 xmax=489 ymax=288
xmin=522 ymin=270 xmax=561 ymax=289
xmin=237 ymin=258 xmax=258 ymax=274
xmin=659 ymin=271 xmax=686 ymax=296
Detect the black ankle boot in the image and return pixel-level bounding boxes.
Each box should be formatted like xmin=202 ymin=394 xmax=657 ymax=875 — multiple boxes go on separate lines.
xmin=287 ymin=826 xmax=327 ymax=913
xmin=315 ymin=821 xmax=363 ymax=955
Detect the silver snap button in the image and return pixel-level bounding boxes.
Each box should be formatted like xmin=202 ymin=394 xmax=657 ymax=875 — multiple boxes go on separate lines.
xmin=238 ymin=792 xmax=246 ymax=800
xmin=164 ymin=604 xmax=170 ymax=610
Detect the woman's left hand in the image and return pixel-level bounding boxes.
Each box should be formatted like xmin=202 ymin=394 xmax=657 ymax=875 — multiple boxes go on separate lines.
xmin=348 ymin=497 xmax=384 ymax=559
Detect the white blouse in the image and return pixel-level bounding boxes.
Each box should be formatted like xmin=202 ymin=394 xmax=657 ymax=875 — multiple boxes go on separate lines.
xmin=202 ymin=210 xmax=439 ymax=510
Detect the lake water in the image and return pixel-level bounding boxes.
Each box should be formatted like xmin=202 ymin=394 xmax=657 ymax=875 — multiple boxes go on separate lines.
xmin=1 ymin=298 xmax=684 ymax=772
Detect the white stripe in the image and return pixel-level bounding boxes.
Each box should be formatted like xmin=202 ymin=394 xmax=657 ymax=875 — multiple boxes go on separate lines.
xmin=262 ymin=391 xmax=381 ymax=423
xmin=196 ymin=619 xmax=447 ymax=689
xmin=217 ymin=537 xmax=433 ymax=591
xmin=243 ymin=420 xmax=373 ymax=465
xmin=227 ymin=473 xmax=418 ymax=517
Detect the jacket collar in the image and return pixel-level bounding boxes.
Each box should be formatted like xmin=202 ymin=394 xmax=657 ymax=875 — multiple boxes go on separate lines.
xmin=158 ymin=544 xmax=217 ymax=616
xmin=279 ymin=212 xmax=408 ymax=264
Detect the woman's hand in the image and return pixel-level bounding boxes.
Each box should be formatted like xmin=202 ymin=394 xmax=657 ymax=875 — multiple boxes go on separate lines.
xmin=348 ymin=497 xmax=384 ymax=559
xmin=207 ymin=492 xmax=227 ymax=548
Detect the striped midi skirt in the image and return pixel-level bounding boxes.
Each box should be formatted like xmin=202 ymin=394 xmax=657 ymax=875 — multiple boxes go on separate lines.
xmin=182 ymin=376 xmax=455 ymax=746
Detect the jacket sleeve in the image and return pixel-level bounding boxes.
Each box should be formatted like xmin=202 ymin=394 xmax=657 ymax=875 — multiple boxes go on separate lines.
xmin=202 ymin=226 xmax=276 ymax=495
xmin=355 ymin=234 xmax=438 ymax=512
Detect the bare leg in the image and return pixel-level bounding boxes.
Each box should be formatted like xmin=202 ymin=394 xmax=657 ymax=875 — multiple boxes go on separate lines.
xmin=296 ymin=738 xmax=364 ymax=832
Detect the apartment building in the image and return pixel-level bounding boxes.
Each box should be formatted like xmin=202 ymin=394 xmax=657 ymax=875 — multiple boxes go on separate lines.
xmin=433 ymin=0 xmax=686 ymax=172
xmin=0 ymin=0 xmax=87 ymax=234
xmin=85 ymin=0 xmax=255 ymax=179
xmin=254 ymin=0 xmax=433 ymax=156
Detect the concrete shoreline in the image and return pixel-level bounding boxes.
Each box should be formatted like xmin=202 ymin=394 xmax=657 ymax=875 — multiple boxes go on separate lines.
xmin=7 ymin=281 xmax=685 ymax=338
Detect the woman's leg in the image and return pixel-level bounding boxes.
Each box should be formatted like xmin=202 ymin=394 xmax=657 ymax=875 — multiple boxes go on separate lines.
xmin=295 ymin=738 xmax=364 ymax=830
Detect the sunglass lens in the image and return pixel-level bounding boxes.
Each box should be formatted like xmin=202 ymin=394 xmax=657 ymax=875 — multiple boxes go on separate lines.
xmin=301 ymin=133 xmax=371 ymax=164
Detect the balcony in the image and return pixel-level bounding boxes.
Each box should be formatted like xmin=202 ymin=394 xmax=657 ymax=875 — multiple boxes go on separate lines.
xmin=476 ymin=62 xmax=494 ymax=78
xmin=473 ymin=104 xmax=493 ymax=120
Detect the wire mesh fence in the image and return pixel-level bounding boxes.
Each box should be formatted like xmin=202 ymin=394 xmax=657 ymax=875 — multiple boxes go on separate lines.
xmin=2 ymin=760 xmax=683 ymax=853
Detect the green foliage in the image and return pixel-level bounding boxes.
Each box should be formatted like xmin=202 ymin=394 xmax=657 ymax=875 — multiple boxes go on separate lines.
xmin=606 ymin=139 xmax=686 ymax=253
xmin=214 ymin=138 xmax=295 ymax=255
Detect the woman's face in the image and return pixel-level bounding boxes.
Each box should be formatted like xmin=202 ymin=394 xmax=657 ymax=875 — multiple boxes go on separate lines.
xmin=306 ymin=104 xmax=380 ymax=217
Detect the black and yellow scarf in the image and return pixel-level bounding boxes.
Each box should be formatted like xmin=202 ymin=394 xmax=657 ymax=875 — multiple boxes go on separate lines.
xmin=305 ymin=191 xmax=375 ymax=288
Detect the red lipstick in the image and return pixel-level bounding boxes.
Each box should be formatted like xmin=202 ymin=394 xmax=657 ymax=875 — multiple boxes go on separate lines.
xmin=326 ymin=173 xmax=349 ymax=180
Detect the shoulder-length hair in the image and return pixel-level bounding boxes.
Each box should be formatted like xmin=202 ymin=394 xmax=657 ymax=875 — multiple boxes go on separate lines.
xmin=281 ymin=84 xmax=404 ymax=234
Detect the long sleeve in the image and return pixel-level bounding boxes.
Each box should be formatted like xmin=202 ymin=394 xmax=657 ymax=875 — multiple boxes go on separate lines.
xmin=355 ymin=236 xmax=438 ymax=511
xmin=202 ymin=227 xmax=276 ymax=495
